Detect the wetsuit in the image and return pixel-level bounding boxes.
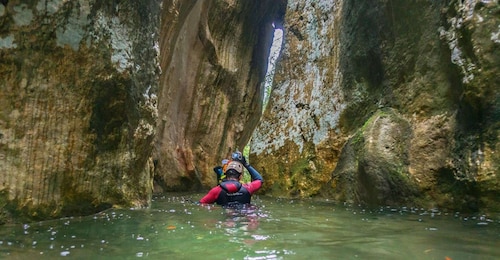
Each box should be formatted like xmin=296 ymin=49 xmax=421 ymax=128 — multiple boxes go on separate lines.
xmin=199 ymin=164 xmax=263 ymax=206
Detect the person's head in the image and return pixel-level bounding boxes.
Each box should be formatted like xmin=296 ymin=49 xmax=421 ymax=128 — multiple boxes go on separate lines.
xmin=224 ymin=161 xmax=243 ymax=180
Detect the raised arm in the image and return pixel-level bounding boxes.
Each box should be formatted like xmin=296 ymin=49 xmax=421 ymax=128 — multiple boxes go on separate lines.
xmin=233 ymin=153 xmax=263 ymax=182
xmin=245 ymin=164 xmax=263 ymax=182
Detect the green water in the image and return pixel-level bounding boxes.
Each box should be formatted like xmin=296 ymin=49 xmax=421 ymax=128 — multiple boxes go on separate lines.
xmin=1 ymin=194 xmax=499 ymax=260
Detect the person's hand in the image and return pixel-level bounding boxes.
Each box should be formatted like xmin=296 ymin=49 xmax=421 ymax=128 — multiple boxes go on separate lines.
xmin=231 ymin=151 xmax=249 ymax=166
xmin=213 ymin=166 xmax=223 ymax=177
xmin=236 ymin=155 xmax=249 ymax=166
xmin=240 ymin=155 xmax=248 ymax=166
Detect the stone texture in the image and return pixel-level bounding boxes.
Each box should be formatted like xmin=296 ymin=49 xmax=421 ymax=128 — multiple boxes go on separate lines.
xmin=154 ymin=0 xmax=286 ymax=191
xmin=251 ymin=0 xmax=499 ymax=212
xmin=1 ymin=0 xmax=497 ymax=224
xmin=0 ymin=0 xmax=161 ymax=222
xmin=251 ymin=1 xmax=343 ymax=198
xmin=330 ymin=109 xmax=419 ymax=205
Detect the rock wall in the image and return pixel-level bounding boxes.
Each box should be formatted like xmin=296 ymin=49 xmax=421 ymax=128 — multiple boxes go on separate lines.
xmin=0 ymin=0 xmax=161 ymax=222
xmin=1 ymin=0 xmax=496 ymax=223
xmin=251 ymin=1 xmax=344 ymax=198
xmin=251 ymin=0 xmax=499 ymax=212
xmin=154 ymin=0 xmax=286 ymax=191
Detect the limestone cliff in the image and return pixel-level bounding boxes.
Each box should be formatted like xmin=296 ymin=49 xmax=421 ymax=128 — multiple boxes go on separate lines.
xmin=1 ymin=0 xmax=497 ymax=224
xmin=251 ymin=0 xmax=499 ymax=212
xmin=0 ymin=0 xmax=286 ymax=223
xmin=0 ymin=0 xmax=160 ymax=222
xmin=154 ymin=0 xmax=286 ymax=191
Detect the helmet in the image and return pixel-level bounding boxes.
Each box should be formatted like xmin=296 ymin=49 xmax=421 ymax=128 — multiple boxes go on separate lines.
xmin=225 ymin=161 xmax=243 ymax=174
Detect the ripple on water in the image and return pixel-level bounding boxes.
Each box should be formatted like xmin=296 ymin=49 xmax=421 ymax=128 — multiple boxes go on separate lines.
xmin=0 ymin=194 xmax=499 ymax=259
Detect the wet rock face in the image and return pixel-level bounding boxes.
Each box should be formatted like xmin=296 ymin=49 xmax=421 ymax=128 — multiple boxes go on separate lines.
xmin=154 ymin=0 xmax=286 ymax=191
xmin=0 ymin=0 xmax=495 ymax=222
xmin=331 ymin=109 xmax=418 ymax=205
xmin=251 ymin=0 xmax=499 ymax=211
xmin=0 ymin=0 xmax=286 ymax=222
xmin=251 ymin=1 xmax=344 ymax=198
xmin=0 ymin=0 xmax=161 ymax=221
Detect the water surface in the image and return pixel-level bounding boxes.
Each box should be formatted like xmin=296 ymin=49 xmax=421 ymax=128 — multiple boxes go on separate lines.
xmin=1 ymin=193 xmax=499 ymax=259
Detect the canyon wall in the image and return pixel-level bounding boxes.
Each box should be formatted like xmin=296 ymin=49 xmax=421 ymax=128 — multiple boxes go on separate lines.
xmin=154 ymin=0 xmax=285 ymax=191
xmin=0 ymin=0 xmax=161 ymax=222
xmin=0 ymin=0 xmax=286 ymax=223
xmin=1 ymin=0 xmax=497 ymax=223
xmin=251 ymin=0 xmax=499 ymax=212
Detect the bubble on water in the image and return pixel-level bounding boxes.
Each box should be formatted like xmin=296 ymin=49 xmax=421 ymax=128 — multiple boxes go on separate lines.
xmin=251 ymin=235 xmax=269 ymax=241
xmin=60 ymin=251 xmax=70 ymax=256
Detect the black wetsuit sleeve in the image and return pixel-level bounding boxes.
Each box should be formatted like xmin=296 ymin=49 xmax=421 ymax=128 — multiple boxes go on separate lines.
xmin=245 ymin=164 xmax=263 ymax=182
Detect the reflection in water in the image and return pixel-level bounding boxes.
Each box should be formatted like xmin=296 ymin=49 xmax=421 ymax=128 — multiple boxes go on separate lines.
xmin=0 ymin=194 xmax=499 ymax=259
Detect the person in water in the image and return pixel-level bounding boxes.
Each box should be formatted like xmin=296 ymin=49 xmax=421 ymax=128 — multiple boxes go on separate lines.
xmin=199 ymin=153 xmax=263 ymax=207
